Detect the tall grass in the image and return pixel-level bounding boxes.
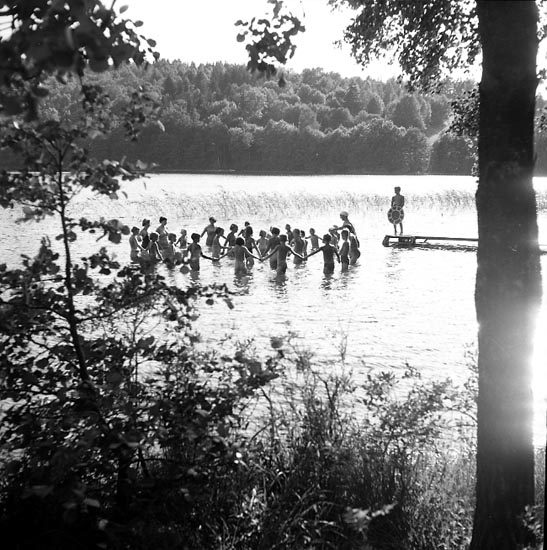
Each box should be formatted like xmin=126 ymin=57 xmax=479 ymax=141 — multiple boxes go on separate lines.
xmin=127 ymin=189 xmax=479 ymax=219
xmin=178 ymin=338 xmax=481 ymax=550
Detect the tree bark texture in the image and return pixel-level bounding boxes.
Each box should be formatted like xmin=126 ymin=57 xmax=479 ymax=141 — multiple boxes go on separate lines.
xmin=471 ymin=2 xmax=541 ymax=549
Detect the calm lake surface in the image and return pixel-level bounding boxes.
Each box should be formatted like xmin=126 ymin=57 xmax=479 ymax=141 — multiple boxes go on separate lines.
xmin=3 ymin=174 xmax=547 ymax=441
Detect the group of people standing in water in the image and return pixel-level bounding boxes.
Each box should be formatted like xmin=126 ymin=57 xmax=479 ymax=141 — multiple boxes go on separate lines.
xmin=129 ymin=211 xmax=361 ymax=276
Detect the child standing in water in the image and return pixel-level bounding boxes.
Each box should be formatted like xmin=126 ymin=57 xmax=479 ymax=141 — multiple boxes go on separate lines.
xmin=201 ymin=217 xmax=217 ymax=247
xmin=264 ymin=226 xmax=281 ymax=270
xmin=162 ymin=233 xmax=178 ymax=264
xmin=212 ymin=227 xmax=227 ymax=258
xmin=176 ymin=228 xmax=188 ymax=249
xmin=146 ymin=232 xmax=164 ymax=263
xmin=257 ymin=229 xmax=269 ymax=257
xmin=349 ymin=233 xmax=361 ymax=265
xmin=291 ymin=228 xmax=307 ymax=265
xmin=339 ymin=229 xmax=350 ymax=271
xmin=156 ymin=217 xmax=169 ymax=250
xmin=233 ymin=237 xmax=261 ymax=276
xmin=225 ymin=224 xmax=238 ymax=247
xmin=285 ymin=224 xmax=294 ymax=244
xmin=261 ymin=234 xmax=305 ymax=275
xmin=185 ymin=233 xmax=216 ymax=272
xmin=238 ymin=221 xmax=251 ymax=237
xmin=139 ymin=219 xmax=151 ymax=249
xmin=129 ymin=226 xmax=142 ymax=262
xmin=244 ymin=226 xmax=260 ymax=268
xmin=306 ymin=234 xmax=340 ymax=274
xmin=306 ymin=228 xmax=320 ymax=251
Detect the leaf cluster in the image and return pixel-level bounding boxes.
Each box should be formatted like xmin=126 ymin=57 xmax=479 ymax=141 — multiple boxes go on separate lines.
xmin=331 ymin=0 xmax=480 ymax=91
xmin=236 ymin=0 xmax=305 ymax=82
xmin=0 ymin=0 xmax=158 ymax=118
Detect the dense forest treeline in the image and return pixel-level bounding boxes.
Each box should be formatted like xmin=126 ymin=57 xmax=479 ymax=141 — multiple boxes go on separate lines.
xmin=4 ymin=59 xmax=547 ymax=175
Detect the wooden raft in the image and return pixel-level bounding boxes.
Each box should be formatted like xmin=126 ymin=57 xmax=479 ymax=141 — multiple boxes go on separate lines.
xmin=382 ymin=235 xmax=478 ymax=247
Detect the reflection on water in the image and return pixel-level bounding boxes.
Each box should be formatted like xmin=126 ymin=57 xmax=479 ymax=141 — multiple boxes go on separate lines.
xmin=385 ymin=249 xmax=404 ymax=282
xmin=320 ymin=272 xmax=335 ymax=291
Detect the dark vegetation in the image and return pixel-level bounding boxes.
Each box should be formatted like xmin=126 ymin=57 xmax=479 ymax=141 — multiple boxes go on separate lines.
xmin=1 ymin=62 xmax=482 ymax=175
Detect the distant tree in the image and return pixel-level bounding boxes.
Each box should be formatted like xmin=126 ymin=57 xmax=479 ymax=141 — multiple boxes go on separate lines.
xmin=235 ymin=85 xmax=267 ymax=122
xmin=228 ymin=126 xmax=254 ymax=169
xmin=344 ymin=82 xmax=365 ymax=115
xmin=430 ymin=133 xmax=475 ymax=174
xmin=263 ymin=98 xmax=291 ymax=122
xmin=297 ymin=83 xmax=326 ymax=105
xmin=389 ymin=95 xmax=426 ymax=131
xmin=428 ymin=94 xmax=451 ymax=131
xmin=347 ymin=119 xmax=405 ymax=173
xmin=400 ymin=127 xmax=430 ymax=173
xmin=366 ymin=93 xmax=385 ymax=115
xmin=163 ymin=75 xmax=178 ymax=98
xmin=257 ymin=120 xmax=299 ymax=171
xmin=296 ymin=104 xmax=320 ymax=130
xmin=296 ymin=126 xmax=325 ymax=171
xmin=326 ymin=87 xmax=346 ymax=108
xmin=320 ymin=106 xmax=354 ymax=130
xmin=322 ymin=126 xmax=350 ymax=172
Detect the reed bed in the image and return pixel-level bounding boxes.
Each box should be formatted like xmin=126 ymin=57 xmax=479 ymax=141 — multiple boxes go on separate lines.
xmin=75 ymin=185 xmax=547 ymax=224
xmin=113 ymin=189 xmax=480 ymax=220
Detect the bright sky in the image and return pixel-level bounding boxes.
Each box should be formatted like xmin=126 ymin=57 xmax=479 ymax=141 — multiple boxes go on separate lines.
xmin=126 ymin=0 xmax=400 ymax=79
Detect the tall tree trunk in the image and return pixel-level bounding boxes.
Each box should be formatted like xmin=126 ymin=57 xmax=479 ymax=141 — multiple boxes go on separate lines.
xmin=471 ymin=2 xmax=541 ymax=549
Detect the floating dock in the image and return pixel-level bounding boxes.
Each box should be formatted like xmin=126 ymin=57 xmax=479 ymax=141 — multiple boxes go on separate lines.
xmin=382 ymin=235 xmax=478 ymax=247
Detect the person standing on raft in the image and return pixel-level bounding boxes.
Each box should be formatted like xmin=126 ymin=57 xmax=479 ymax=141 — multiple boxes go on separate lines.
xmin=389 ymin=187 xmax=405 ymax=235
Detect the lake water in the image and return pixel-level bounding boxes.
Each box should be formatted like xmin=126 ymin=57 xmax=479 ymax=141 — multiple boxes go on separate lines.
xmin=2 ymin=174 xmax=546 ymax=441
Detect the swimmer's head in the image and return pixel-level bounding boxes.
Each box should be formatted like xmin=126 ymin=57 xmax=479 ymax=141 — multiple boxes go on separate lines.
xmin=271 ymin=227 xmax=280 ymax=235
xmin=235 ymin=237 xmax=244 ymax=246
xmin=279 ymin=234 xmax=288 ymax=243
xmin=293 ymin=228 xmax=300 ymax=237
xmin=341 ymin=229 xmax=349 ymax=239
xmin=209 ymin=217 xmax=216 ymax=224
xmin=131 ymin=226 xmax=140 ymax=234
xmin=149 ymin=232 xmax=158 ymax=242
xmin=230 ymin=223 xmax=238 ymax=232
xmin=180 ymin=229 xmax=187 ymax=235
xmin=340 ymin=211 xmax=349 ymax=219
xmin=323 ymin=234 xmax=331 ymax=243
xmin=191 ymin=233 xmax=200 ymax=242
xmin=142 ymin=218 xmax=150 ymax=227
xmin=159 ymin=216 xmax=167 ymax=224
xmin=285 ymin=224 xmax=291 ymax=231
xmin=309 ymin=228 xmax=315 ymax=234
xmin=215 ymin=227 xmax=224 ymax=235
xmin=168 ymin=233 xmax=176 ymax=241
xmin=244 ymin=221 xmax=250 ymax=227
xmin=394 ymin=186 xmax=401 ymax=193
xmin=259 ymin=229 xmax=266 ymax=238
xmin=245 ymin=226 xmax=253 ymax=236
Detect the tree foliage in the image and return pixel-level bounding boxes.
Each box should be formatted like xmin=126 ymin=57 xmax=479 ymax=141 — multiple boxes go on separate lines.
xmin=0 ymin=0 xmax=158 ymax=118
xmin=329 ymin=0 xmax=480 ymax=90
xmin=0 ymin=60 xmax=486 ymax=175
